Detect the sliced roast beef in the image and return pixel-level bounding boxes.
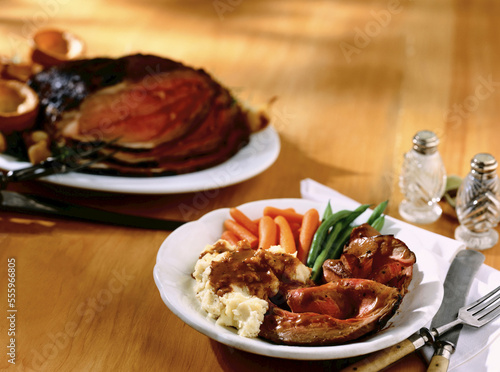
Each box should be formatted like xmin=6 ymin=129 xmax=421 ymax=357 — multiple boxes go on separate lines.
xmin=259 ymin=278 xmax=401 ymax=345
xmin=28 ymin=54 xmax=268 ymax=176
xmin=322 ymin=224 xmax=416 ymax=294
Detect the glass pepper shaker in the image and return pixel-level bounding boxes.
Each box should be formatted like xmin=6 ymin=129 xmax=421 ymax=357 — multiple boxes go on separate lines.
xmin=399 ymin=130 xmax=447 ymax=224
xmin=455 ymin=153 xmax=500 ymax=250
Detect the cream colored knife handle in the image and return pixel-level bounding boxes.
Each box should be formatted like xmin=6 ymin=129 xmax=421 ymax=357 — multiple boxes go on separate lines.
xmin=427 ymin=341 xmax=454 ymax=372
xmin=340 ymin=339 xmax=417 ymax=372
xmin=427 ymin=355 xmax=450 ymax=372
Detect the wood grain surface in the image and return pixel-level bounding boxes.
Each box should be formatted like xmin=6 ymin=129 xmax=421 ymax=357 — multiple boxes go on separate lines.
xmin=1 ymin=0 xmax=499 ymax=371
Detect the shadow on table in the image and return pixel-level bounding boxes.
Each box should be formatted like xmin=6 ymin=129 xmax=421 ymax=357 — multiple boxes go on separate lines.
xmin=210 ymin=339 xmax=355 ymax=372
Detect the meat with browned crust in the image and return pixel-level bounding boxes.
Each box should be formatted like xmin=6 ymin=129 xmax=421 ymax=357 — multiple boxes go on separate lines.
xmin=259 ymin=278 xmax=401 ymax=345
xmin=322 ymin=224 xmax=416 ymax=295
xmin=28 ymin=54 xmax=268 ymax=176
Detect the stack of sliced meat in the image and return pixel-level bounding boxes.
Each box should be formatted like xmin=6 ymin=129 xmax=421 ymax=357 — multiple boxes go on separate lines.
xmin=28 ymin=54 xmax=268 ymax=176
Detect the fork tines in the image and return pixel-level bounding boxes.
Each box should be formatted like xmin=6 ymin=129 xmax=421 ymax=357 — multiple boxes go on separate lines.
xmin=466 ymin=285 xmax=500 ymax=324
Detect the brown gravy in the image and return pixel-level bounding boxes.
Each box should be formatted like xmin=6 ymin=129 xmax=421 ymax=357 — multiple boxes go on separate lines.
xmin=205 ymin=241 xmax=309 ymax=300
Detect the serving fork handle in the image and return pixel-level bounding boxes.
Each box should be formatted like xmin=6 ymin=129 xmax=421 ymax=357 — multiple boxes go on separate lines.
xmin=340 ymin=328 xmax=433 ymax=372
xmin=0 ymin=161 xmax=63 ymax=190
xmin=0 ymin=139 xmax=118 ymax=190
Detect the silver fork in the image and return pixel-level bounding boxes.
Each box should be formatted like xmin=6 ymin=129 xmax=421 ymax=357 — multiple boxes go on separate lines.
xmin=340 ymin=285 xmax=500 ymax=372
xmin=432 ymin=284 xmax=500 ymax=337
xmin=0 ymin=141 xmax=116 ymax=189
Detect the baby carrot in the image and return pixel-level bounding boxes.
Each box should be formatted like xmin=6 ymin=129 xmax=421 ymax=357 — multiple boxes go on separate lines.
xmin=258 ymin=216 xmax=277 ymax=249
xmin=297 ymin=208 xmax=320 ymax=264
xmin=221 ymin=230 xmax=240 ymax=246
xmin=274 ymin=215 xmax=297 ymax=254
xmin=264 ymin=206 xmax=303 ymax=225
xmin=290 ymin=222 xmax=301 ymax=246
xmin=229 ymin=208 xmax=259 ymax=236
xmin=224 ymin=219 xmax=258 ymax=248
xmin=289 ymin=222 xmax=301 ymax=232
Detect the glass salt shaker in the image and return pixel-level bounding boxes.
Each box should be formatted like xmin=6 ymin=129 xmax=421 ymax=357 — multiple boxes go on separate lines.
xmin=455 ymin=153 xmax=500 ymax=250
xmin=399 ymin=130 xmax=447 ymax=224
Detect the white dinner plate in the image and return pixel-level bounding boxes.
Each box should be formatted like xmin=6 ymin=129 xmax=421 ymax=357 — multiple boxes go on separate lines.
xmin=153 ymin=198 xmax=444 ymax=360
xmin=0 ymin=126 xmax=280 ymax=194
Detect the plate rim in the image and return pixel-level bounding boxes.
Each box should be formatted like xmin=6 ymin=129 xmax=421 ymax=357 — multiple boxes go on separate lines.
xmin=153 ymin=198 xmax=445 ymax=360
xmin=0 ymin=126 xmax=280 ymax=194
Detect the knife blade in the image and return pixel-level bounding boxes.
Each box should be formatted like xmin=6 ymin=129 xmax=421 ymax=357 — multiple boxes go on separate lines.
xmin=340 ymin=249 xmax=484 ymax=372
xmin=426 ymin=249 xmax=484 ymax=372
xmin=0 ymin=190 xmax=185 ymax=231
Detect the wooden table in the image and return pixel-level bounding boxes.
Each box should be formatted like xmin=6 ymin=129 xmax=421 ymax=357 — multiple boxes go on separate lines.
xmin=1 ymin=0 xmax=499 ymax=371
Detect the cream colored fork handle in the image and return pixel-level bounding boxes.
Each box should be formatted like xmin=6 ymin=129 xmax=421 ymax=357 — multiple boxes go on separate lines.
xmin=340 ymin=339 xmax=416 ymax=372
xmin=427 ymin=355 xmax=450 ymax=372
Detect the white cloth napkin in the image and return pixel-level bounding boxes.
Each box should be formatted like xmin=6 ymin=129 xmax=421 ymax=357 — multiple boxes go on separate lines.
xmin=300 ymin=178 xmax=500 ymax=371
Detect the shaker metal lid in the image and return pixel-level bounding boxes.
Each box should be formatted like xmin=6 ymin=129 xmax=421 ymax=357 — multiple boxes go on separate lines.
xmin=471 ymin=153 xmax=498 ymax=173
xmin=413 ymin=130 xmax=439 ymax=154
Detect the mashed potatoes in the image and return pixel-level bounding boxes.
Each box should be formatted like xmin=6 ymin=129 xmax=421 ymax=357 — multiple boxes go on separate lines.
xmin=193 ymin=239 xmax=311 ymax=338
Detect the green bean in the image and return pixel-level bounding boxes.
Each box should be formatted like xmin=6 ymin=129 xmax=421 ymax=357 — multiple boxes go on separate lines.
xmin=366 ymin=200 xmax=388 ymax=225
xmin=306 ymin=209 xmax=353 ymax=267
xmin=328 ymin=225 xmax=354 ymax=261
xmin=310 ymin=223 xmax=343 ymax=282
xmin=329 ymin=205 xmax=385 ymax=262
xmin=322 ymin=204 xmax=370 ymax=257
xmin=371 ymin=214 xmax=386 ymax=232
xmin=344 ymin=203 xmax=371 ymax=227
xmin=322 ymin=200 xmax=333 ymax=221
xmin=321 ymin=222 xmax=344 ymax=260
xmin=310 ymin=204 xmax=370 ymax=282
